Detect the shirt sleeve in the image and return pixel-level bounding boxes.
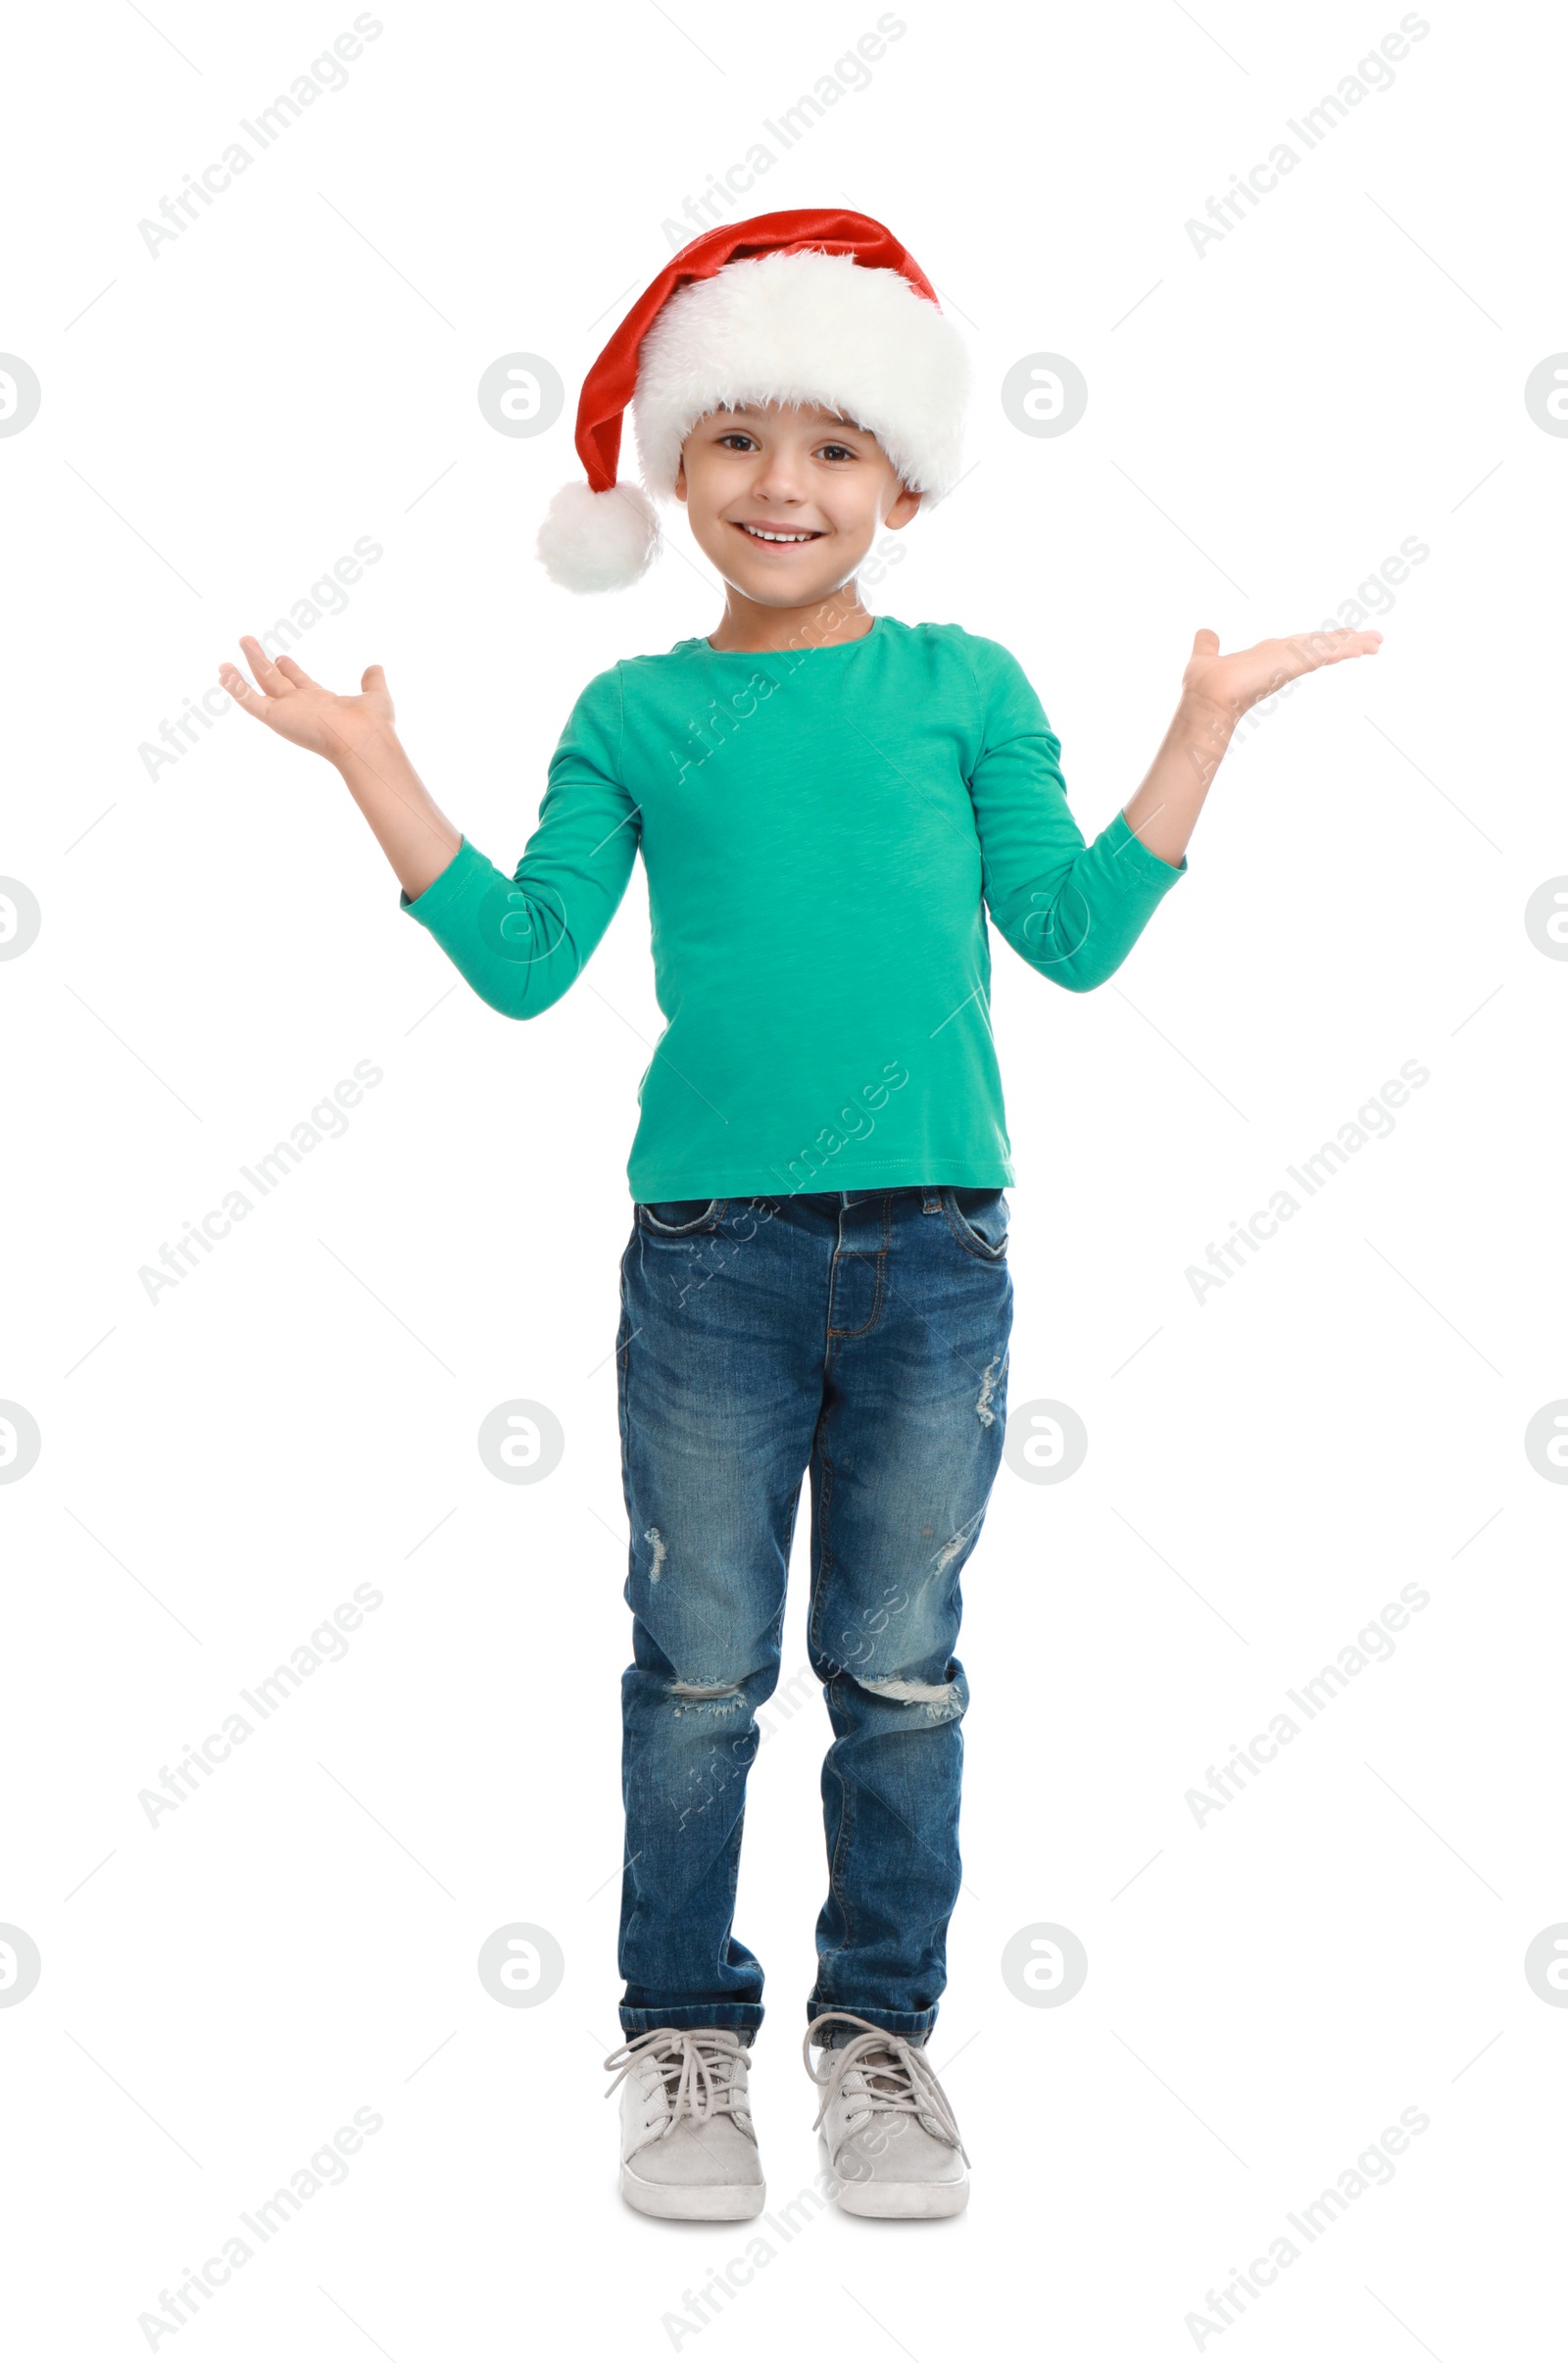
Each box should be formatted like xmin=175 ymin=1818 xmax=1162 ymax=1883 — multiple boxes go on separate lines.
xmin=960 ymin=632 xmax=1188 ymax=993
xmin=398 ymin=665 xmax=641 ymax=1019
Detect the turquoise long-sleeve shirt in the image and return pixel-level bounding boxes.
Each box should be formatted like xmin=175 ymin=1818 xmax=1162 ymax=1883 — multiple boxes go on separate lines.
xmin=400 ymin=615 xmax=1187 ymax=1199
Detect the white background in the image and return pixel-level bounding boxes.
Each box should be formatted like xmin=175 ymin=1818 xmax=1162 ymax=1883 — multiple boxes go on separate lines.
xmin=4 ymin=0 xmax=1564 ymax=2354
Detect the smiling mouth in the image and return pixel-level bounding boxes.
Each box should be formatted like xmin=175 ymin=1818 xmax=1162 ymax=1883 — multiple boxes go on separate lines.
xmin=731 ymin=521 xmax=824 ymax=545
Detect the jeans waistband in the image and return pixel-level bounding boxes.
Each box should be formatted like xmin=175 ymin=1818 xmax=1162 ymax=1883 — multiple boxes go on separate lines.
xmin=793 ymin=1188 xmax=946 ymax=1213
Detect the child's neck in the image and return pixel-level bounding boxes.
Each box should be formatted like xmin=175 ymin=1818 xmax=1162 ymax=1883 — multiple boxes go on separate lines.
xmin=707 ymin=582 xmax=874 ymax=655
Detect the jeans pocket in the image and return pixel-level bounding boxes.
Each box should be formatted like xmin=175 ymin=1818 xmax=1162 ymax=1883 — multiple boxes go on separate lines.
xmin=636 ymin=1198 xmax=727 ymax=1235
xmin=941 ymin=1187 xmax=1010 ymax=1259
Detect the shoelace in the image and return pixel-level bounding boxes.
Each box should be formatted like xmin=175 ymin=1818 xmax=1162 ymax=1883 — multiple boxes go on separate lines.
xmin=803 ymin=2010 xmax=970 ymax=2165
xmin=603 ymin=2027 xmax=752 ymax=2136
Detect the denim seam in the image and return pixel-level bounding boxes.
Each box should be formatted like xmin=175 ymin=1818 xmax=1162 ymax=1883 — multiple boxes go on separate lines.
xmin=820 ymin=1713 xmax=857 ymax=1985
xmin=808 ymin=1415 xmax=837 ymax=1663
xmin=724 ymin=1803 xmax=746 ymax=1971
xmin=637 ymin=1198 xmax=729 ymax=1236
xmin=614 ymin=1240 xmax=634 ymax=1517
xmin=619 ymin=2006 xmax=763 ymax=2032
xmin=825 ymin=1194 xmax=891 ymax=1338
xmin=939 ymin=1187 xmax=1009 ymax=1261
xmin=808 ymin=1414 xmax=856 ymax=1986
xmin=808 ymin=2005 xmax=938 ymax=2041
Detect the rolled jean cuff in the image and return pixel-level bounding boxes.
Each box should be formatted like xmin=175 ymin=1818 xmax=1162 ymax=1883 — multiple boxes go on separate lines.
xmin=619 ymin=2004 xmax=761 ymax=2043
xmin=806 ymin=2003 xmax=937 ymax=2048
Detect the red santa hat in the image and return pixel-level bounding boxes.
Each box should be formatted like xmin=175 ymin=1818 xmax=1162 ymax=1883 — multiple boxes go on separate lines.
xmin=535 ymin=207 xmax=969 ymax=593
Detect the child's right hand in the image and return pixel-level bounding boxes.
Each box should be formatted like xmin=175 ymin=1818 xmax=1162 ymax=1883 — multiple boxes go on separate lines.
xmin=219 ymin=637 xmax=396 ymax=769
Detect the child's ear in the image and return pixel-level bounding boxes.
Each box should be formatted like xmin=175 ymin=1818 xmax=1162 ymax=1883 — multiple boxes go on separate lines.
xmin=674 ymin=456 xmax=687 ymax=507
xmin=884 ymin=482 xmax=923 ymax=530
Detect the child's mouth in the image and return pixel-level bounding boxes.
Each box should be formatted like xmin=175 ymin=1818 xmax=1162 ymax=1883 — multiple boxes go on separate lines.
xmin=731 ymin=522 xmax=824 ymax=546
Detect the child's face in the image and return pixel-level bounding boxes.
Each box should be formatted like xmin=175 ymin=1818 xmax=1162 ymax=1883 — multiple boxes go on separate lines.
xmin=673 ymin=402 xmax=921 ymax=605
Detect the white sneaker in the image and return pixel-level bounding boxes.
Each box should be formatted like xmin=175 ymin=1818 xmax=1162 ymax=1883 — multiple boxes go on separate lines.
xmin=604 ymin=2027 xmax=765 ymax=2220
xmin=804 ymin=2011 xmax=970 ymax=2218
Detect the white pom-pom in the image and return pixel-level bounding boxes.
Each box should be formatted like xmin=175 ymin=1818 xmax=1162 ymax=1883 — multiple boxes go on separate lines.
xmin=535 ymin=479 xmax=660 ymax=593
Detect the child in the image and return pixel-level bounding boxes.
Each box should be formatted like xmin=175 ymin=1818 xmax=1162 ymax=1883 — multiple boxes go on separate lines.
xmin=219 ymin=207 xmax=1379 ymax=2225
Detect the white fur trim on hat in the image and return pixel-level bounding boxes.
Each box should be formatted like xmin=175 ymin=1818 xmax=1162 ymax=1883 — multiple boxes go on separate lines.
xmin=535 ymin=479 xmax=659 ymax=593
xmin=631 ymin=248 xmax=968 ymax=507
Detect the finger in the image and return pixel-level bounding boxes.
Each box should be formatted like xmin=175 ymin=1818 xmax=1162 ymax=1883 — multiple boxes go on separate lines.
xmin=1261 ymin=631 xmax=1320 ymax=681
xmin=1191 ymin=628 xmax=1220 ymax=659
xmin=361 ymin=664 xmax=387 ymax=693
xmin=1312 ymin=628 xmax=1379 ymax=665
xmin=274 ymin=655 xmax=325 ymax=692
xmin=237 ymin=634 xmax=292 ymax=697
xmin=217 ymin=664 xmax=275 ymax=723
xmin=1301 ymin=625 xmax=1383 ymax=667
xmin=1327 ymin=630 xmax=1382 ymax=662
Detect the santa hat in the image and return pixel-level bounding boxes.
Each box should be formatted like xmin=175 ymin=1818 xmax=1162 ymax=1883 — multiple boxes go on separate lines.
xmin=535 ymin=207 xmax=968 ymax=593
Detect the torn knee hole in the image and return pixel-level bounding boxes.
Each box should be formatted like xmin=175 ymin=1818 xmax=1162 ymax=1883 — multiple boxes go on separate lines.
xmin=669 ymin=1679 xmax=747 ymax=1715
xmin=859 ymin=1674 xmax=959 ymax=1706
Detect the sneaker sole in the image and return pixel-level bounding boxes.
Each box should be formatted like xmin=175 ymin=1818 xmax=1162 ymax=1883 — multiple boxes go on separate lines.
xmin=820 ymin=2138 xmax=969 ymax=2218
xmin=619 ymin=2161 xmax=766 ymax=2222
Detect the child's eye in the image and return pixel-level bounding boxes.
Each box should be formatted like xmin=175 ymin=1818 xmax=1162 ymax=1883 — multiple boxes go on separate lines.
xmin=716 ymin=433 xmax=757 ymax=451
xmin=818 ymin=444 xmax=856 ymax=462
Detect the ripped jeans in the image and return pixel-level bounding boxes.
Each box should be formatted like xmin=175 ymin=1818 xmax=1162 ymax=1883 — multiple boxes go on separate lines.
xmin=614 ymin=1185 xmax=1013 ymax=2046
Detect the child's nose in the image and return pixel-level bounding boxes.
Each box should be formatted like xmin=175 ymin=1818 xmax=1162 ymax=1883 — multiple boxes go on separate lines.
xmin=748 ymin=452 xmax=809 ymax=503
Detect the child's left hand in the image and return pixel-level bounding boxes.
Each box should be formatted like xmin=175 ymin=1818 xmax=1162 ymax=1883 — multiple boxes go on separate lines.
xmin=1180 ymin=624 xmax=1382 ymax=726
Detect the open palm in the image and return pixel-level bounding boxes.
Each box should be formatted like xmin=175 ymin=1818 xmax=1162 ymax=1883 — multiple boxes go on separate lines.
xmin=1182 ymin=624 xmax=1381 ymax=723
xmin=219 ymin=636 xmax=395 ymax=765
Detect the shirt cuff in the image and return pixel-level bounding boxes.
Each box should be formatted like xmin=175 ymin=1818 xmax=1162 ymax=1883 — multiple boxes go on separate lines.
xmin=400 ymin=834 xmax=485 ymax=922
xmin=1103 ymin=807 xmax=1189 ymax=886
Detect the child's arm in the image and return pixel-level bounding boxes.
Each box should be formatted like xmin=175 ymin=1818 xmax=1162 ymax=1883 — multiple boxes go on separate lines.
xmin=963 ymin=621 xmax=1380 ymax=994
xmin=1121 ymin=624 xmax=1382 ymax=867
xmin=219 ymin=636 xmax=640 ymax=1017
xmin=220 ymin=637 xmax=461 ymax=900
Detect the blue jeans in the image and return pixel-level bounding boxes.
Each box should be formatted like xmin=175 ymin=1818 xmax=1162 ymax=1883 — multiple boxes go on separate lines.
xmin=613 ymin=1185 xmax=1013 ymax=2046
